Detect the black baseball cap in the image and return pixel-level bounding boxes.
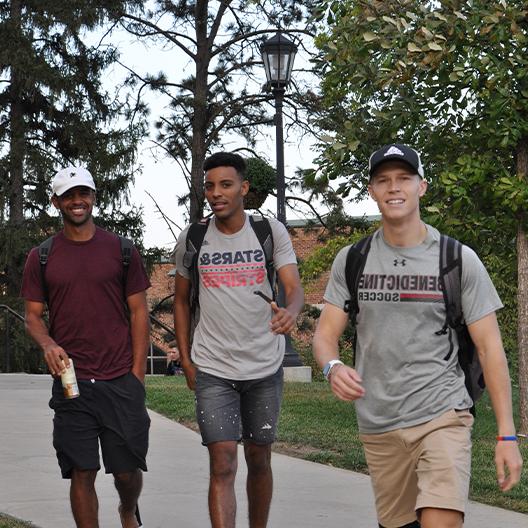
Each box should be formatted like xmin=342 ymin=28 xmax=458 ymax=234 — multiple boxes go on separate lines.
xmin=368 ymin=144 xmax=424 ymax=179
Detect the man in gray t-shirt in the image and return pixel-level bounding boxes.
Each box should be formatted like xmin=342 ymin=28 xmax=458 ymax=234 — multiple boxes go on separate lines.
xmin=174 ymin=152 xmax=304 ymax=528
xmin=313 ymin=144 xmax=522 ymax=528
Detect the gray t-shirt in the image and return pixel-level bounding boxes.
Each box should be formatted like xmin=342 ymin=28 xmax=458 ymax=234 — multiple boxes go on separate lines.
xmin=175 ymin=214 xmax=297 ymax=380
xmin=324 ymin=224 xmax=502 ymax=434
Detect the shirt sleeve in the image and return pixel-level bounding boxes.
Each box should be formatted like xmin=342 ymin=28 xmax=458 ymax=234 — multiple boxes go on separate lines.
xmin=125 ymin=245 xmax=151 ymax=297
xmin=269 ymin=219 xmax=298 ymax=270
xmin=174 ymin=225 xmax=191 ymax=279
xmin=322 ymin=245 xmax=352 ymax=311
xmin=460 ymin=245 xmax=503 ymax=325
xmin=20 ymin=247 xmax=46 ymax=303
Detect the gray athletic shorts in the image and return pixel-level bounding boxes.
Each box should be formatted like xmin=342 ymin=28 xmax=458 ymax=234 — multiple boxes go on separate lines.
xmin=195 ymin=367 xmax=284 ymax=446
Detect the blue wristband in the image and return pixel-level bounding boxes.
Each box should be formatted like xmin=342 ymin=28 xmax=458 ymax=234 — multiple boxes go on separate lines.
xmin=496 ymin=435 xmax=518 ymax=441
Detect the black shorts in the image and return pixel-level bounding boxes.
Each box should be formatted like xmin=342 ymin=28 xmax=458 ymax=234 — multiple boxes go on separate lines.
xmin=195 ymin=367 xmax=284 ymax=446
xmin=49 ymin=372 xmax=150 ymax=479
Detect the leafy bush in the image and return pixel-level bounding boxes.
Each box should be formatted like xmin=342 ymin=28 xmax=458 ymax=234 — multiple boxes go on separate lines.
xmin=245 ymin=157 xmax=276 ymax=194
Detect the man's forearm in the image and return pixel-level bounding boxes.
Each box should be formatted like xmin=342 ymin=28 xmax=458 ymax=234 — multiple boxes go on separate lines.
xmin=313 ymin=333 xmax=341 ymax=369
xmin=25 ymin=314 xmax=56 ymax=352
xmin=285 ymin=286 xmax=305 ymax=320
xmin=174 ymin=299 xmax=192 ymax=364
xmin=313 ymin=305 xmax=350 ymax=369
xmin=480 ymin=347 xmax=516 ymax=435
xmin=130 ymin=309 xmax=150 ymax=378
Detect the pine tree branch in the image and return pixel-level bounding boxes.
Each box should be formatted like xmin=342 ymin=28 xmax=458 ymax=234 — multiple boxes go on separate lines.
xmin=119 ymin=13 xmax=197 ymax=60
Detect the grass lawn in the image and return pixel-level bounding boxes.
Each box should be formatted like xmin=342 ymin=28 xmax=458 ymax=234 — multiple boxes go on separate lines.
xmin=0 ymin=514 xmax=36 ymax=528
xmin=146 ymin=376 xmax=528 ymax=514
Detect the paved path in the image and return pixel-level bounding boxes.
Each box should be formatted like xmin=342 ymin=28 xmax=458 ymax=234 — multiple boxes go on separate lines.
xmin=1 ymin=374 xmax=526 ymax=527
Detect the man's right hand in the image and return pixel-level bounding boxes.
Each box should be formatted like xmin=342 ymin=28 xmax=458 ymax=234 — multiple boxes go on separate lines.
xmin=181 ymin=361 xmax=197 ymax=391
xmin=43 ymin=343 xmax=69 ymax=377
xmin=329 ymin=364 xmax=366 ymax=401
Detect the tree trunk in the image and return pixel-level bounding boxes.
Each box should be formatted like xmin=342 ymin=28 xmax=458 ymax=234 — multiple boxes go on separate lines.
xmin=7 ymin=0 xmax=25 ymax=297
xmin=189 ymin=0 xmax=210 ymax=222
xmin=516 ymin=138 xmax=528 ymax=434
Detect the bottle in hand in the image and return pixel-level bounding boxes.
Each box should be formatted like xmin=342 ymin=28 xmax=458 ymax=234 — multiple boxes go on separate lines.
xmin=61 ymin=359 xmax=80 ymax=399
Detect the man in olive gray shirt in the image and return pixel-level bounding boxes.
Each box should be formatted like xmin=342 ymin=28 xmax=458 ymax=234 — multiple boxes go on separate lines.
xmin=314 ymin=144 xmax=522 ymax=528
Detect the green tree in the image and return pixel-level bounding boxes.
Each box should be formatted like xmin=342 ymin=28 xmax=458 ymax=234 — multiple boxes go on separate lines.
xmin=119 ymin=0 xmax=317 ymax=222
xmin=314 ymin=0 xmax=528 ymax=431
xmin=0 ymin=0 xmax=146 ymax=299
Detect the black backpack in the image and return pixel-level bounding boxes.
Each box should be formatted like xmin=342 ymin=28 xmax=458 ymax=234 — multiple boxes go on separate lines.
xmin=38 ymin=234 xmax=134 ymax=305
xmin=344 ymin=232 xmax=485 ymax=415
xmin=183 ymin=215 xmax=275 ymax=325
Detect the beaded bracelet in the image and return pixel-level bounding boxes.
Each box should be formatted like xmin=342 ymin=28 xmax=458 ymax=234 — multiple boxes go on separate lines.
xmin=496 ymin=435 xmax=518 ymax=441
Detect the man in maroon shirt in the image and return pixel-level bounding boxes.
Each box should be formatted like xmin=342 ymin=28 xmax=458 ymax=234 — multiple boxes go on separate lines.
xmin=21 ymin=167 xmax=151 ymax=528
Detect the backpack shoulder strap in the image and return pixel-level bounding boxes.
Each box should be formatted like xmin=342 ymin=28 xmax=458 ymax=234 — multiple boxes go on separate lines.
xmin=38 ymin=236 xmax=54 ymax=266
xmin=439 ymin=234 xmax=464 ymax=330
xmin=185 ymin=218 xmax=211 ymax=316
xmin=38 ymin=236 xmax=55 ymax=304
xmin=249 ymin=215 xmax=275 ymax=298
xmin=120 ymin=236 xmax=133 ymax=268
xmin=185 ymin=219 xmax=210 ymax=261
xmin=439 ymin=234 xmax=484 ymax=414
xmin=119 ymin=235 xmax=134 ymax=300
xmin=344 ymin=234 xmax=373 ymax=323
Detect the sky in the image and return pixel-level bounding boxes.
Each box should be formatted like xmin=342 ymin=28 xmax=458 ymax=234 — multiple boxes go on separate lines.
xmin=129 ymin=129 xmax=380 ymax=250
xmin=108 ymin=14 xmax=380 ymax=250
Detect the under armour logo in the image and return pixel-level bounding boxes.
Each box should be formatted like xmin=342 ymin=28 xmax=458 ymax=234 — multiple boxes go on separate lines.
xmin=69 ymin=172 xmax=76 ymax=178
xmin=384 ymin=146 xmax=404 ymax=157
xmin=393 ymin=258 xmax=406 ymax=267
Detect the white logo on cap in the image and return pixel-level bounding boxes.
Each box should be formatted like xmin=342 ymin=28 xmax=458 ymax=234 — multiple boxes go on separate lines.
xmin=384 ymin=146 xmax=404 ymax=157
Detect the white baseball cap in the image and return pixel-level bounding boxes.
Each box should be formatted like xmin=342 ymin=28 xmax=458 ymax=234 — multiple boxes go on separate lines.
xmin=52 ymin=167 xmax=96 ymax=197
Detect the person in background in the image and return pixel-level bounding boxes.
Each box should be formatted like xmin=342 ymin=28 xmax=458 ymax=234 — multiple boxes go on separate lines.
xmin=166 ymin=346 xmax=183 ymax=375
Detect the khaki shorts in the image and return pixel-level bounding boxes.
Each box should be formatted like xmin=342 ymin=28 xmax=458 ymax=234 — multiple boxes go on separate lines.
xmin=360 ymin=409 xmax=474 ymax=528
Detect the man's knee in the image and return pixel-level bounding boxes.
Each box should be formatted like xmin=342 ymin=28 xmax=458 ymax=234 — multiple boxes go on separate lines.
xmin=208 ymin=442 xmax=238 ymax=481
xmin=419 ymin=507 xmax=462 ymax=528
xmin=113 ymin=469 xmax=141 ymax=488
xmin=244 ymin=442 xmax=272 ymax=474
xmin=71 ymin=468 xmax=97 ymax=487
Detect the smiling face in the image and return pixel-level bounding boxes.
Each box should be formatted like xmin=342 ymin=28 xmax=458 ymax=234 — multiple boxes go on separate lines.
xmin=51 ymin=186 xmax=96 ymax=227
xmin=368 ymin=161 xmax=427 ymax=223
xmin=204 ymin=165 xmax=249 ymax=222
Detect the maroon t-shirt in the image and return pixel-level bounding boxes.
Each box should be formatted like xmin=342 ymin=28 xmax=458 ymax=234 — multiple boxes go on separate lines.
xmin=21 ymin=227 xmax=151 ymax=380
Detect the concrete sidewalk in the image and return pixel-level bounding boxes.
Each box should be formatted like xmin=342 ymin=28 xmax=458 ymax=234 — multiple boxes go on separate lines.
xmin=0 ymin=374 xmax=526 ymax=528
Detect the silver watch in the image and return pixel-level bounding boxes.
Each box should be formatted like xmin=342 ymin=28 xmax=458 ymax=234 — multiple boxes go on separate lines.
xmin=323 ymin=359 xmax=344 ymax=381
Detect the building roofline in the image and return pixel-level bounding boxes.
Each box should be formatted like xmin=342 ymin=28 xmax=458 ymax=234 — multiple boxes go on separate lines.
xmin=287 ymin=214 xmax=380 ymax=228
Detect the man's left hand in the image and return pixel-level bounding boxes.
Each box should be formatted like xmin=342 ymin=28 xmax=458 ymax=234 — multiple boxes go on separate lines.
xmin=495 ymin=441 xmax=523 ymax=491
xmin=269 ymin=302 xmax=297 ymax=335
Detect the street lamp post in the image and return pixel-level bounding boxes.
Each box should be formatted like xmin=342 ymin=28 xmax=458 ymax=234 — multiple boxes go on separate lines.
xmin=260 ymin=32 xmax=297 ymax=224
xmin=261 ymin=32 xmax=302 ymax=367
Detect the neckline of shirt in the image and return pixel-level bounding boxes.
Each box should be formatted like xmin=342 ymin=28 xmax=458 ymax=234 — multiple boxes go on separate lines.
xmin=210 ymin=214 xmax=250 ymax=239
xmin=378 ymin=223 xmax=437 ymax=254
xmin=56 ymin=226 xmax=101 ymax=246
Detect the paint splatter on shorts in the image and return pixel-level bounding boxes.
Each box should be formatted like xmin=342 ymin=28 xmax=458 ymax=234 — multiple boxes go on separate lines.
xmin=195 ymin=367 xmax=283 ymax=445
